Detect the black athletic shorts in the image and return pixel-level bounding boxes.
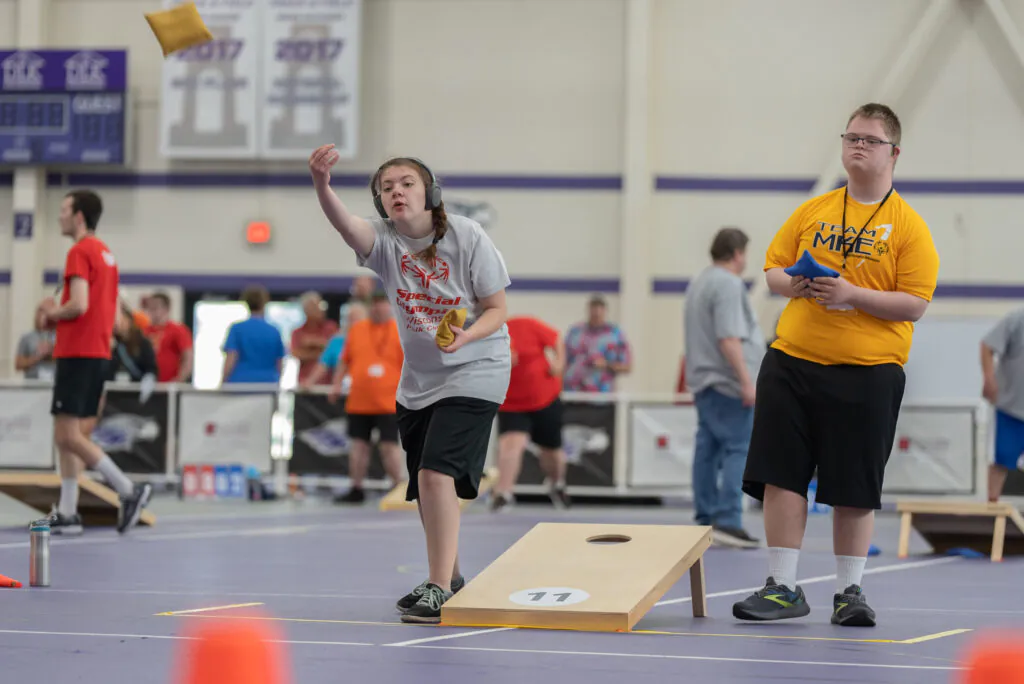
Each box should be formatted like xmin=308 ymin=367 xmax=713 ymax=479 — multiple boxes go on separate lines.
xmin=497 ymin=397 xmax=563 ymax=449
xmin=396 ymin=396 xmax=499 ymax=502
xmin=347 ymin=412 xmax=399 ymax=443
xmin=742 ymin=347 xmax=906 ymax=510
xmin=51 ymin=357 xmax=108 ymax=418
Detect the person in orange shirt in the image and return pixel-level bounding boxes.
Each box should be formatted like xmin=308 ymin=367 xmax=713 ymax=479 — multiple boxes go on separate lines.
xmin=328 ymin=291 xmax=405 ymax=502
xmin=732 ymin=103 xmax=939 ymax=628
xmin=493 ymin=315 xmax=570 ymax=512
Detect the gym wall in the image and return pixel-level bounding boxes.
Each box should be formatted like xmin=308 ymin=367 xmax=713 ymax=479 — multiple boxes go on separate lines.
xmin=0 ymin=0 xmax=1022 ymax=393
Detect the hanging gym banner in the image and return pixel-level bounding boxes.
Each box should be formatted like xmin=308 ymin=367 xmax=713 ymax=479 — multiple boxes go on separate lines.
xmin=260 ymin=0 xmax=362 ymax=159
xmin=158 ymin=0 xmax=260 ymax=158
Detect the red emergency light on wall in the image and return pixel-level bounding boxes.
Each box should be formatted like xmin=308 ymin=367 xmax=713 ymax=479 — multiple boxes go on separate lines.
xmin=246 ymin=221 xmax=271 ymax=245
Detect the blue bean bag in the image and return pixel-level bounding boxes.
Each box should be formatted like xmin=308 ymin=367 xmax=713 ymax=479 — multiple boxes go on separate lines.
xmin=784 ymin=250 xmax=839 ymax=279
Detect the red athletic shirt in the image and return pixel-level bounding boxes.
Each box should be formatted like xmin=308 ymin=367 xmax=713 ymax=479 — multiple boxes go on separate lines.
xmin=54 ymin=235 xmax=119 ymax=359
xmin=501 ymin=316 xmax=562 ymax=413
xmin=146 ymin=320 xmax=192 ymax=381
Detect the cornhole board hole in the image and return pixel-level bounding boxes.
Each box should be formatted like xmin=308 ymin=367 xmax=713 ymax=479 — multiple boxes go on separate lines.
xmin=379 ymin=467 xmax=498 ymax=512
xmin=897 ymin=499 xmax=1024 ymax=562
xmin=0 ymin=471 xmax=156 ymax=528
xmin=441 ymin=522 xmax=712 ymax=632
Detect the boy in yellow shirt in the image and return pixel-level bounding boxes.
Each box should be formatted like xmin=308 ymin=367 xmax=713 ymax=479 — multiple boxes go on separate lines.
xmin=732 ymin=103 xmax=939 ymax=628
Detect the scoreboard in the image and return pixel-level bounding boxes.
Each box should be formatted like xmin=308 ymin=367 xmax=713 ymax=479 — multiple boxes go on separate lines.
xmin=0 ymin=49 xmax=128 ymax=166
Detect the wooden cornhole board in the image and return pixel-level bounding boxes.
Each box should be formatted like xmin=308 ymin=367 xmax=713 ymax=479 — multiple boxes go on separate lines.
xmin=379 ymin=467 xmax=499 ymax=512
xmin=897 ymin=499 xmax=1024 ymax=562
xmin=441 ymin=522 xmax=712 ymax=632
xmin=0 ymin=471 xmax=156 ymax=528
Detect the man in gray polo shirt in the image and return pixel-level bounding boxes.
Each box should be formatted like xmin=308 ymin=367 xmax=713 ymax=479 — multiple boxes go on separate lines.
xmin=684 ymin=227 xmax=765 ymax=548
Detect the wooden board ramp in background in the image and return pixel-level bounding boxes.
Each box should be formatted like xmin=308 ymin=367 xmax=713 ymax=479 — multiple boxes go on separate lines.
xmin=0 ymin=471 xmax=156 ymax=527
xmin=441 ymin=522 xmax=712 ymax=632
xmin=897 ymin=499 xmax=1024 ymax=562
xmin=379 ymin=467 xmax=499 ymax=512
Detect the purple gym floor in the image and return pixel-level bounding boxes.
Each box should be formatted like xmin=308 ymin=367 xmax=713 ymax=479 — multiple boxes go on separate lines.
xmin=0 ymin=499 xmax=1020 ymax=684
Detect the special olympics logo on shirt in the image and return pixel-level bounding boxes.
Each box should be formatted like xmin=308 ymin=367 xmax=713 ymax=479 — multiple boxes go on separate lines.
xmin=400 ymin=253 xmax=450 ymax=289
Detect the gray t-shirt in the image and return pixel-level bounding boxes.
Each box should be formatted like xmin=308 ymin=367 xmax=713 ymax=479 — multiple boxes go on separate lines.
xmin=357 ymin=213 xmax=512 ymax=410
xmin=983 ymin=309 xmax=1024 ymax=421
xmin=684 ymin=265 xmax=765 ymax=398
xmin=17 ymin=329 xmax=56 ymax=380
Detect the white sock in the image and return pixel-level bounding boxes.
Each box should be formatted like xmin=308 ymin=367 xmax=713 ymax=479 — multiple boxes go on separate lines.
xmin=835 ymin=555 xmax=867 ymax=593
xmin=95 ymin=456 xmax=134 ymax=497
xmin=58 ymin=478 xmax=79 ymax=517
xmin=768 ymin=547 xmax=800 ymax=591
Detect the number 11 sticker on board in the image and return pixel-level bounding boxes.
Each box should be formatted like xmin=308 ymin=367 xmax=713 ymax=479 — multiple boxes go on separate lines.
xmin=508 ymin=587 xmax=590 ymax=607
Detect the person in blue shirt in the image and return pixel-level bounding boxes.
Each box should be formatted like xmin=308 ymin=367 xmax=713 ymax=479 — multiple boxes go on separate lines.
xmin=298 ymin=300 xmax=368 ymax=390
xmin=221 ymin=285 xmax=285 ymax=385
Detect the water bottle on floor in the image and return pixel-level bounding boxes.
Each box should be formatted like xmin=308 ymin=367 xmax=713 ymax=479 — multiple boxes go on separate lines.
xmin=29 ymin=520 xmax=50 ymax=587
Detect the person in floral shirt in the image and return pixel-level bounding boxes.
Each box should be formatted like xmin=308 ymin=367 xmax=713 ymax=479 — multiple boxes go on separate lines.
xmin=562 ymin=296 xmax=631 ymax=392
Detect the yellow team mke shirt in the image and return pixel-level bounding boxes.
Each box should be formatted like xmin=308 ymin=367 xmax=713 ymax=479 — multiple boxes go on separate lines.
xmin=766 ymin=187 xmax=940 ymax=367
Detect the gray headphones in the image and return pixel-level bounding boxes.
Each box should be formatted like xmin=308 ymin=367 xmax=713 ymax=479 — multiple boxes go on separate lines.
xmin=371 ymin=157 xmax=443 ymax=220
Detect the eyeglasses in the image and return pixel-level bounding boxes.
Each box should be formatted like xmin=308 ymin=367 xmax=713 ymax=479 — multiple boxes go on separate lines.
xmin=841 ymin=133 xmax=896 ymax=149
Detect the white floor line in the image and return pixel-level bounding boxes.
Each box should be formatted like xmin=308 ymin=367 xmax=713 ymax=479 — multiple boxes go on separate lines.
xmin=655 ymin=556 xmax=961 ymax=607
xmin=0 ymin=519 xmax=418 ymax=550
xmin=0 ymin=628 xmax=373 ymax=647
xmin=410 ymin=644 xmax=962 ymax=671
xmin=35 ymin=588 xmax=395 ymax=600
xmin=385 ymin=627 xmax=515 ymax=647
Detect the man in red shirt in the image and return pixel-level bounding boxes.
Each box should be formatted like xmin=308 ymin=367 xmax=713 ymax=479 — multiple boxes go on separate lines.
xmin=39 ymin=190 xmax=152 ymax=536
xmin=291 ymin=291 xmax=339 ymax=385
xmin=493 ymin=316 xmax=570 ymax=511
xmin=143 ymin=292 xmax=193 ymax=382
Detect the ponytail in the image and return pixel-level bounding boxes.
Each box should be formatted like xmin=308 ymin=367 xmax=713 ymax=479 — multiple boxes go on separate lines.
xmin=419 ymin=203 xmax=448 ymax=265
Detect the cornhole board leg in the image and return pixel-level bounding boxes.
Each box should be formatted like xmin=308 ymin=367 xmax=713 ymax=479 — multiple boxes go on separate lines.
xmin=379 ymin=468 xmax=499 ymax=512
xmin=0 ymin=471 xmax=156 ymax=527
xmin=992 ymin=515 xmax=1006 ymax=562
xmin=689 ymin=555 xmax=707 ymax=618
xmin=898 ymin=511 xmax=913 ymax=559
xmin=441 ymin=522 xmax=713 ymax=632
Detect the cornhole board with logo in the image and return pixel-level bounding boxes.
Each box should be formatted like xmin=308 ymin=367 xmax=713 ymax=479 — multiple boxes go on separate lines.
xmin=0 ymin=471 xmax=156 ymax=527
xmin=440 ymin=522 xmax=712 ymax=632
xmin=897 ymin=499 xmax=1024 ymax=562
xmin=379 ymin=467 xmax=499 ymax=512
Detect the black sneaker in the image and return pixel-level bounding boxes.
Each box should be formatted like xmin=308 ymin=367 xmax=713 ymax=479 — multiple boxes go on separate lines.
xmin=733 ymin=577 xmax=811 ymax=621
xmin=38 ymin=511 xmax=83 ymax=536
xmin=400 ymin=583 xmax=453 ymax=624
xmin=548 ymin=484 xmax=571 ymax=509
xmin=832 ymin=584 xmax=876 ymax=627
xmin=397 ymin=575 xmax=465 ymax=613
xmin=489 ymin=492 xmax=513 ymax=513
xmin=333 ymin=487 xmax=365 ymax=504
xmin=117 ymin=483 xmax=152 ymax=534
xmin=712 ymin=525 xmax=760 ymax=549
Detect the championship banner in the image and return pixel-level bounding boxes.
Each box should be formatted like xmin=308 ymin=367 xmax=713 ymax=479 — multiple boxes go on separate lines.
xmin=627 ymin=404 xmax=697 ymax=488
xmin=288 ymin=392 xmax=386 ymax=479
xmin=158 ymin=0 xmax=260 ymax=159
xmin=260 ymin=0 xmax=362 ymax=159
xmin=91 ymin=389 xmax=169 ymax=475
xmin=883 ymin=405 xmax=975 ymax=495
xmin=517 ymin=400 xmax=615 ymax=488
xmin=0 ymin=388 xmax=54 ymax=470
xmin=178 ymin=392 xmax=274 ymax=471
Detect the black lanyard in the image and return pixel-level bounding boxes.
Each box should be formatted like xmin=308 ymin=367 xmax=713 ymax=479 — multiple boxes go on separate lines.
xmin=840 ymin=186 xmax=893 ymax=270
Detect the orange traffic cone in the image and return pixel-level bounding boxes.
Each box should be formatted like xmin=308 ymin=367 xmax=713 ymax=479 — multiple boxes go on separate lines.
xmin=961 ymin=631 xmax=1024 ymax=684
xmin=0 ymin=573 xmax=22 ymax=588
xmin=173 ymin=614 xmax=291 ymax=684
